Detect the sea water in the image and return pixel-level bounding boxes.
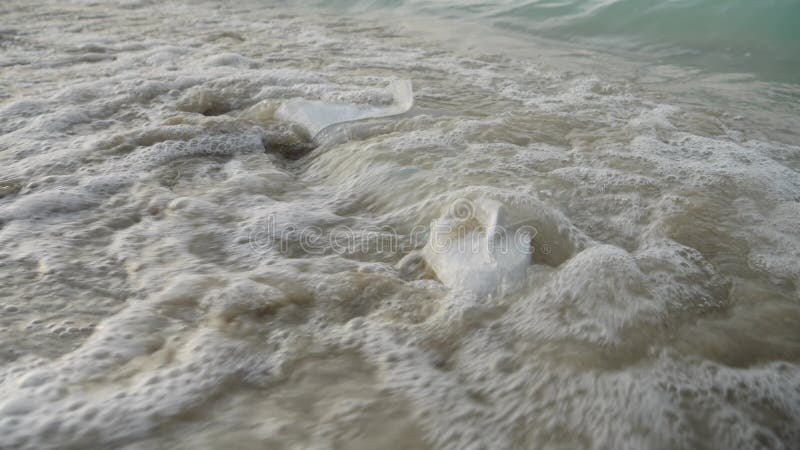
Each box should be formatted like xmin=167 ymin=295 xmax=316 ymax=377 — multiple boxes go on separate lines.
xmin=1 ymin=0 xmax=799 ymax=449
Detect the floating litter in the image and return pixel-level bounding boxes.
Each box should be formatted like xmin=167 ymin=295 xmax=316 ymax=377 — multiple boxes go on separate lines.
xmin=275 ymin=79 xmax=413 ymax=140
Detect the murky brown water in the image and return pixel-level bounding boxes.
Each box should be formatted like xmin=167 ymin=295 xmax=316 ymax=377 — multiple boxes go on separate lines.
xmin=1 ymin=1 xmax=799 ymax=448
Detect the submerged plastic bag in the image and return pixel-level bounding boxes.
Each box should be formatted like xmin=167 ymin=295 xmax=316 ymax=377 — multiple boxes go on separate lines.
xmin=422 ymin=198 xmax=532 ymax=298
xmin=275 ymin=79 xmax=413 ymax=140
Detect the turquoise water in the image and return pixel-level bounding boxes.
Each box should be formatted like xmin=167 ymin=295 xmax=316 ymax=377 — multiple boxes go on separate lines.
xmin=291 ymin=0 xmax=800 ymax=82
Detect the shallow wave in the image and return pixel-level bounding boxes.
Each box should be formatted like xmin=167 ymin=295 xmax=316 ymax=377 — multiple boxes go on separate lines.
xmin=292 ymin=0 xmax=800 ymax=82
xmin=1 ymin=0 xmax=799 ymax=449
